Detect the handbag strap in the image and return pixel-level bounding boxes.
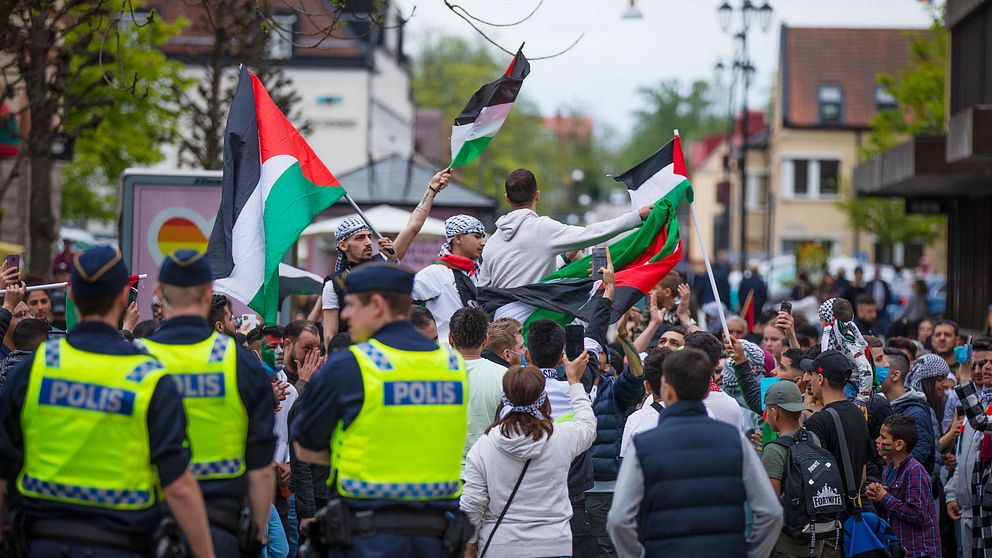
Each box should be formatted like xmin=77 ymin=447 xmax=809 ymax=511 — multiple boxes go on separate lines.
xmin=479 ymin=459 xmax=531 ymax=558
xmin=826 ymin=407 xmax=858 ymax=499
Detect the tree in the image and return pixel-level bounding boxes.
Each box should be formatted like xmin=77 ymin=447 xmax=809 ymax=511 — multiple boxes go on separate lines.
xmin=624 ymin=79 xmax=726 ymax=166
xmin=62 ymin=4 xmax=191 ymax=223
xmin=838 ymin=12 xmax=947 ymax=254
xmin=412 ymin=33 xmax=615 ymax=216
xmin=0 ymin=0 xmax=194 ymax=276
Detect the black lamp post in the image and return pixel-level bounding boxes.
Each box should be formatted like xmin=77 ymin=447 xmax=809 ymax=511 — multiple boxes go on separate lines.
xmin=717 ymin=0 xmax=772 ymax=268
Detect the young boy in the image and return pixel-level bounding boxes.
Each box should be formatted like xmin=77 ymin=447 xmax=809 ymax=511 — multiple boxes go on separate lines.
xmin=866 ymin=414 xmax=940 ymax=558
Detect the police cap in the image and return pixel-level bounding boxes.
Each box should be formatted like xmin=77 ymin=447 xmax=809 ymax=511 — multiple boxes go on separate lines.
xmin=70 ymin=246 xmax=130 ymax=299
xmin=344 ymin=262 xmax=414 ymax=296
xmin=159 ymin=249 xmax=212 ymax=287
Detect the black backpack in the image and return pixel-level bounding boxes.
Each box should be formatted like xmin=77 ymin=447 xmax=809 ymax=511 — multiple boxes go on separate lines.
xmin=769 ymin=428 xmax=845 ymax=543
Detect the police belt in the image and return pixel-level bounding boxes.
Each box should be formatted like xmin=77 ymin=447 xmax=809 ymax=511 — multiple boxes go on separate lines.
xmin=29 ymin=520 xmax=149 ymax=553
xmin=351 ymin=508 xmax=449 ymax=538
xmin=205 ymin=503 xmax=241 ymax=535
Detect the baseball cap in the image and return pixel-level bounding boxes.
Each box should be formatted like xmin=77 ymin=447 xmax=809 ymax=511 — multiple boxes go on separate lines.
xmin=800 ymin=349 xmax=856 ymax=384
xmin=764 ymin=381 xmax=811 ymax=412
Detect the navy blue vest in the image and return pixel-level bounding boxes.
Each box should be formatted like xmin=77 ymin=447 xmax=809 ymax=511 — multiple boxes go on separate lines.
xmin=633 ymin=400 xmax=747 ymax=558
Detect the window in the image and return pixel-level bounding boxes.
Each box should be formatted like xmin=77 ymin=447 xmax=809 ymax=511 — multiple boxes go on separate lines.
xmin=266 ymin=13 xmax=298 ymax=60
xmin=819 ymin=160 xmax=839 ymax=196
xmin=818 ymin=85 xmax=843 ymax=124
xmin=120 ymin=9 xmax=151 ymax=39
xmin=746 ymin=173 xmax=770 ymax=210
xmin=793 ymin=160 xmax=809 ymax=195
xmin=875 ymin=86 xmax=898 ymax=111
xmin=782 ymin=158 xmax=841 ymax=200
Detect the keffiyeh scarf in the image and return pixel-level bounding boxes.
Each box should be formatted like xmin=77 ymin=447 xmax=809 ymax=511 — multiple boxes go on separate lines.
xmin=499 ymin=391 xmax=548 ymax=419
xmin=334 ymin=217 xmax=371 ymax=273
xmin=439 ymin=215 xmax=486 ymax=257
xmin=819 ymin=298 xmax=873 ymax=409
xmin=907 ymin=353 xmax=951 ymax=392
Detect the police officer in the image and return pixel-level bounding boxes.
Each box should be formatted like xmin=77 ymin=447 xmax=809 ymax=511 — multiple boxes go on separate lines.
xmin=293 ymin=263 xmax=470 ymax=557
xmin=140 ymin=249 xmax=276 ymax=556
xmin=0 ymin=246 xmax=214 ymax=557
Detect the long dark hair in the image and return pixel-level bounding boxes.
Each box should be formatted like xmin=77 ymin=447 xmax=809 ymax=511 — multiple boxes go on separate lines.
xmin=486 ymin=365 xmax=553 ymax=441
xmin=919 ymin=376 xmax=947 ymax=425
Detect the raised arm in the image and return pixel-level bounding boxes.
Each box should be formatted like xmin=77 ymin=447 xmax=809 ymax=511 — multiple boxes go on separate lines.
xmin=387 ymin=169 xmax=451 ymax=261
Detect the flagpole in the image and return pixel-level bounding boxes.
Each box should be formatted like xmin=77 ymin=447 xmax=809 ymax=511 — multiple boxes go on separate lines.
xmin=343 ymin=193 xmax=384 ymax=239
xmin=0 ymin=274 xmax=148 ymax=296
xmin=677 ymin=129 xmax=732 ymax=344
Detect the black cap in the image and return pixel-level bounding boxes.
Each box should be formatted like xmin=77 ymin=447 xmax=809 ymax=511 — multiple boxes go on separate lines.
xmin=800 ymin=349 xmax=856 ymax=383
xmin=159 ymin=249 xmax=212 ymax=287
xmin=70 ymin=246 xmax=130 ymax=299
xmin=344 ymin=262 xmax=414 ymax=296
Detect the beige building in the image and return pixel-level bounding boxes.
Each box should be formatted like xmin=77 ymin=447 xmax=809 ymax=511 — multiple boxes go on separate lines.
xmin=764 ymin=25 xmax=945 ymax=272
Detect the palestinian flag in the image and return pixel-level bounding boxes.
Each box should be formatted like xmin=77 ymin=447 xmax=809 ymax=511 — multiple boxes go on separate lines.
xmin=450 ymin=47 xmax=530 ymax=168
xmin=207 ymin=67 xmax=346 ymax=323
xmin=479 ymin=136 xmax=692 ymax=334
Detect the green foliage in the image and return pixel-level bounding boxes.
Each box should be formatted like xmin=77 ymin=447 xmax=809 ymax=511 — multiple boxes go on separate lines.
xmin=836 ymin=196 xmax=943 ymax=246
xmin=624 ymin=79 xmax=725 ymax=165
xmin=861 ymin=15 xmax=947 ymax=159
xmin=61 ymin=3 xmax=190 ymax=222
xmin=412 ymin=33 xmax=614 ymax=216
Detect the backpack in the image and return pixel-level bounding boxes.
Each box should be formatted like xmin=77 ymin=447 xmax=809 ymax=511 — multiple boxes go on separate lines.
xmin=770 ymin=428 xmax=845 ymax=543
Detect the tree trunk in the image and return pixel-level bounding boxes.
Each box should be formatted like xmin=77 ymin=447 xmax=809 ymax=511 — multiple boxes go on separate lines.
xmin=28 ymin=151 xmax=55 ymax=277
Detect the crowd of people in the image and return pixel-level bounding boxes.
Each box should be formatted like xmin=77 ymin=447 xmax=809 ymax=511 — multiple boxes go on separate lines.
xmin=0 ymin=167 xmax=991 ymax=558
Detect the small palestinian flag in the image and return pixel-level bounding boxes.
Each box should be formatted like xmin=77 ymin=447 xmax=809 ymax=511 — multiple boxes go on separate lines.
xmin=449 ymin=47 xmax=530 ymax=168
xmin=478 ymin=136 xmax=692 ymax=334
xmin=207 ymin=67 xmax=346 ymax=323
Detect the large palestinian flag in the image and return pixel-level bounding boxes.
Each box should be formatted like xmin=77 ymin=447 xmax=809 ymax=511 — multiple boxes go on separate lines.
xmin=450 ymin=47 xmax=530 ymax=168
xmin=478 ymin=136 xmax=692 ymax=333
xmin=207 ymin=67 xmax=346 ymax=323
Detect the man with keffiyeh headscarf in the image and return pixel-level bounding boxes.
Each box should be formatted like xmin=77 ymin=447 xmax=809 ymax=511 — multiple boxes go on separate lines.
xmin=412 ymin=214 xmax=486 ymax=341
xmin=317 ymin=169 xmax=454 ymax=341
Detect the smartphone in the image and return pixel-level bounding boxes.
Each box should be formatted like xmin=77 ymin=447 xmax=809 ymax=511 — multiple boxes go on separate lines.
xmin=127 ymin=279 xmax=139 ymax=305
xmin=242 ymin=314 xmax=259 ymax=330
xmin=955 ymin=336 xmax=974 ymax=365
xmin=565 ymin=324 xmax=585 ymax=360
xmin=4 ymin=254 xmax=19 ymax=273
xmin=780 ymin=301 xmax=792 ymax=314
xmin=591 ymin=246 xmax=608 ymax=283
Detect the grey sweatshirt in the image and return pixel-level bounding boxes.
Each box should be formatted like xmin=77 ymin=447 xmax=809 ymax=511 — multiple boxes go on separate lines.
xmin=478 ymin=208 xmax=642 ymax=289
xmin=607 ymin=429 xmax=783 ymax=558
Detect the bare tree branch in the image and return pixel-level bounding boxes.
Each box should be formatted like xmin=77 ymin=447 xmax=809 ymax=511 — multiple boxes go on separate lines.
xmin=442 ymin=0 xmax=582 ymax=60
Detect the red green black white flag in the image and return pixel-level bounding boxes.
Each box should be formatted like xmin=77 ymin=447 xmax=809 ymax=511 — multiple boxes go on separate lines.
xmin=207 ymin=67 xmax=346 ymax=323
xmin=449 ymin=47 xmax=530 ymax=168
xmin=478 ymin=136 xmax=692 ymax=333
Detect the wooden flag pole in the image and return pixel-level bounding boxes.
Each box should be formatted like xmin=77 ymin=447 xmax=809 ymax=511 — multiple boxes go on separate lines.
xmin=678 ymin=128 xmax=732 ymax=344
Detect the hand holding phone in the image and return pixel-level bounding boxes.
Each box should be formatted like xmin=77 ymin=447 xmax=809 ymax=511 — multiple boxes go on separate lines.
xmin=955 ymin=336 xmax=974 ymax=365
xmin=591 ymin=247 xmax=608 ymax=283
xmin=780 ymin=301 xmax=792 ymax=314
xmin=565 ymin=324 xmax=585 ymax=361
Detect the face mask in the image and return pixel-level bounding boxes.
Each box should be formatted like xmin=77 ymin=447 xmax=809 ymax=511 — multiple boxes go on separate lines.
xmin=521 ymin=354 xmax=528 ymax=367
xmin=875 ymin=366 xmax=890 ymax=385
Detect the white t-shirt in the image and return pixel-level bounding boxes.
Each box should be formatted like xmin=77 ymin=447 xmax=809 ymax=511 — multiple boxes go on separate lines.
xmin=413 ymin=264 xmax=475 ymax=342
xmin=703 ymin=389 xmax=744 ymax=432
xmin=321 ymin=281 xmax=339 ymax=311
xmin=620 ymin=399 xmax=719 ymax=458
xmin=272 ymin=371 xmax=299 ymax=463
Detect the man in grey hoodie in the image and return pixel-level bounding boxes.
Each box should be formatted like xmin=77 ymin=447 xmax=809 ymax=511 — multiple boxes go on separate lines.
xmin=478 ymin=169 xmax=652 ymax=289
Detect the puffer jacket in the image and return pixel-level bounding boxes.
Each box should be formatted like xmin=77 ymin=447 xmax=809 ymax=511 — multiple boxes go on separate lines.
xmin=590 ymin=368 xmax=644 ymax=482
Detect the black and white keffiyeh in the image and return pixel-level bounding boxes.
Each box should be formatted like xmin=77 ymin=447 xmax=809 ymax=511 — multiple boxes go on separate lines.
xmin=334 ymin=217 xmax=371 ymax=272
xmin=499 ymin=391 xmax=548 ymax=419
xmin=439 ymin=214 xmax=486 ymax=257
xmin=907 ymin=353 xmax=951 ymax=391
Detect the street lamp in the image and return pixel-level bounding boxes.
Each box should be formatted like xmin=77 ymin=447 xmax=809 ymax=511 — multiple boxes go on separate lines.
xmin=622 ymin=0 xmax=643 ymax=19
xmin=716 ymin=1 xmax=773 ymax=268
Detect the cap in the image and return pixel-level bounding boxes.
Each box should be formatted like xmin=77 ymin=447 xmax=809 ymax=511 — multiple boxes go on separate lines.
xmin=764 ymin=381 xmax=812 ymax=412
xmin=800 ymin=349 xmax=856 ymax=383
xmin=343 ymin=262 xmax=414 ymax=296
xmin=70 ymin=246 xmax=130 ymax=299
xmin=159 ymin=249 xmax=212 ymax=287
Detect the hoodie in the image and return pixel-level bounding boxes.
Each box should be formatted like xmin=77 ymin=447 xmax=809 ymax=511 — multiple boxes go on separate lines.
xmin=478 ymin=208 xmax=642 ymax=289
xmin=460 ymin=383 xmax=596 ymax=557
xmin=890 ymin=389 xmax=939 ymax=475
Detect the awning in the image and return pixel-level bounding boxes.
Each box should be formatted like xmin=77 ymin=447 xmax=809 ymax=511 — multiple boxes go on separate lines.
xmin=301 ymin=205 xmax=447 ymax=238
xmin=852 ymin=135 xmax=992 ymax=199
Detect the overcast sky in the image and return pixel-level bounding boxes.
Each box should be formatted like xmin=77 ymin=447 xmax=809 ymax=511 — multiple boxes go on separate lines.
xmin=397 ymin=0 xmax=937 ymax=138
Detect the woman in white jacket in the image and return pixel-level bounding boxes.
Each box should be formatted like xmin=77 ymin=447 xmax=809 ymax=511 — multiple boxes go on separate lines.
xmin=461 ymin=353 xmax=597 ymax=558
